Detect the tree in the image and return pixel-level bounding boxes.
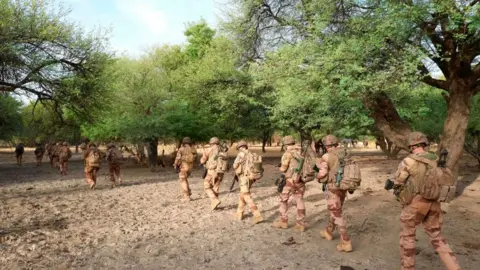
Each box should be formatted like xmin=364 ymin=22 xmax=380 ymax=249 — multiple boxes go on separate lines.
xmin=224 ymin=0 xmax=480 ymax=169
xmin=0 ymin=0 xmax=113 ymax=120
xmin=0 ymin=93 xmax=22 ymax=142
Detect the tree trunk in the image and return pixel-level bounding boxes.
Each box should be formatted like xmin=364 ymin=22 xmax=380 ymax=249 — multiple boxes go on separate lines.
xmin=438 ymin=80 xmax=473 ymax=170
xmin=75 ymin=144 xmax=79 ymax=153
xmin=364 ymin=92 xmax=412 ymax=150
xmin=146 ymin=138 xmax=158 ymax=172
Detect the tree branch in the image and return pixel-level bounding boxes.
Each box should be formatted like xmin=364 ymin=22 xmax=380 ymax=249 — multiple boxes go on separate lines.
xmin=422 ymin=75 xmax=449 ymax=91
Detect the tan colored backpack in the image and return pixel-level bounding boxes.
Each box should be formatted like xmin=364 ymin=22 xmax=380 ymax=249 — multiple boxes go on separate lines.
xmin=181 ymin=146 xmax=195 ymax=163
xmin=206 ymin=147 xmax=228 ymax=173
xmin=329 ymin=149 xmax=362 ymax=191
xmin=87 ymin=150 xmax=101 ymax=167
xmin=408 ymin=155 xmax=456 ymax=203
xmin=59 ymin=147 xmax=71 ymax=162
xmin=108 ymin=149 xmax=124 ymax=165
xmin=243 ymin=151 xmax=263 ymax=181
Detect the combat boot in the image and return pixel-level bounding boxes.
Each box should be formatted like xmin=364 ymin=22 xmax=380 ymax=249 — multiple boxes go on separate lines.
xmin=336 ymin=240 xmax=353 ymax=252
xmin=182 ymin=193 xmax=192 ymax=202
xmin=252 ymin=211 xmax=264 ymax=224
xmin=271 ymin=219 xmax=288 ymax=229
xmin=211 ymin=199 xmax=221 ymax=210
xmin=234 ymin=212 xmax=243 ymax=220
xmin=293 ymin=224 xmax=306 ymax=232
xmin=320 ymin=229 xmax=333 ymax=241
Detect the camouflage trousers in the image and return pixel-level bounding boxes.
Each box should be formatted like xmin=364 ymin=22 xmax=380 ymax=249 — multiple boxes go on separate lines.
xmin=237 ymin=176 xmax=258 ymax=214
xmin=52 ymin=156 xmax=59 ymax=169
xmin=178 ymin=166 xmax=193 ymax=196
xmin=400 ymin=195 xmax=460 ymax=270
xmin=325 ymin=189 xmax=350 ymax=241
xmin=59 ymin=160 xmax=69 ymax=175
xmin=35 ymin=153 xmax=44 ymax=166
xmin=15 ymin=154 xmax=23 ymax=166
xmin=279 ymin=180 xmax=306 ymax=226
xmin=109 ymin=164 xmax=122 ymax=184
xmin=85 ymin=166 xmax=99 ymax=188
xmin=204 ymin=170 xmax=224 ymax=200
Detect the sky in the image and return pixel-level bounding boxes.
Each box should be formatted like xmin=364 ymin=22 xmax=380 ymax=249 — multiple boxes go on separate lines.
xmin=63 ymin=0 xmax=227 ymax=57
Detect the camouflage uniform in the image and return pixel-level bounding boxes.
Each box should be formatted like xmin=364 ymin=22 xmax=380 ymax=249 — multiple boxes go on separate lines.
xmin=59 ymin=142 xmax=72 ymax=175
xmin=233 ymin=140 xmax=263 ymax=224
xmin=15 ymin=143 xmax=24 ymax=166
xmin=51 ymin=143 xmax=61 ymax=169
xmin=316 ymin=135 xmax=352 ymax=252
xmin=106 ymin=143 xmax=123 ymax=188
xmin=272 ymin=136 xmax=306 ymax=232
xmin=84 ymin=144 xmax=101 ymax=190
xmin=34 ymin=143 xmax=45 ymax=166
xmin=394 ymin=132 xmax=460 ymax=270
xmin=200 ymin=137 xmax=224 ymax=210
xmin=174 ymin=137 xmax=197 ymax=201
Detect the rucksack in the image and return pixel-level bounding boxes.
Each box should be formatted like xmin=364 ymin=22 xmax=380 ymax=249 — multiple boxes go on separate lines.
xmin=206 ymin=147 xmax=229 ymax=173
xmin=288 ymin=145 xmax=317 ymax=182
xmin=243 ymin=151 xmax=263 ymax=181
xmin=34 ymin=146 xmax=44 ymax=155
xmin=181 ymin=146 xmax=195 ymax=163
xmin=86 ymin=150 xmax=101 ymax=167
xmin=59 ymin=147 xmax=70 ymax=162
xmin=15 ymin=144 xmax=24 ymax=154
xmin=330 ymin=149 xmax=362 ymax=191
xmin=408 ymin=154 xmax=456 ymax=203
xmin=108 ymin=148 xmax=124 ymax=165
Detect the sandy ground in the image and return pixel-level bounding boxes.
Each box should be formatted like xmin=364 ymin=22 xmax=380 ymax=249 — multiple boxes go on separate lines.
xmin=0 ymin=146 xmax=479 ymax=270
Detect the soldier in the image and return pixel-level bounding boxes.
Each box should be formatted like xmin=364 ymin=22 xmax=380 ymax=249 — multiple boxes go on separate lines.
xmin=15 ymin=143 xmax=24 ymax=166
xmin=272 ymin=136 xmax=306 ymax=232
xmin=174 ymin=137 xmax=197 ymax=201
xmin=84 ymin=143 xmax=101 ymax=190
xmin=232 ymin=140 xmax=264 ymax=224
xmin=363 ymin=137 xmax=369 ymax=148
xmin=106 ymin=143 xmax=123 ymax=188
xmin=393 ymin=132 xmax=460 ymax=270
xmin=34 ymin=142 xmax=45 ymax=166
xmin=200 ymin=137 xmax=224 ymax=210
xmin=58 ymin=142 xmax=72 ymax=175
xmin=46 ymin=142 xmax=54 ymax=167
xmin=51 ymin=142 xmax=61 ymax=169
xmin=315 ymin=135 xmax=352 ymax=252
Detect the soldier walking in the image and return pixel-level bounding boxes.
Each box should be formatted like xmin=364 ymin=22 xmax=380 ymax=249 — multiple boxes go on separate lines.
xmin=59 ymin=142 xmax=72 ymax=175
xmin=34 ymin=143 xmax=45 ymax=166
xmin=200 ymin=137 xmax=225 ymax=210
xmin=315 ymin=135 xmax=353 ymax=252
xmin=15 ymin=143 xmax=24 ymax=166
xmin=84 ymin=143 xmax=101 ymax=190
xmin=272 ymin=136 xmax=306 ymax=232
xmin=232 ymin=140 xmax=264 ymax=224
xmin=393 ymin=132 xmax=460 ymax=270
xmin=174 ymin=137 xmax=197 ymax=201
xmin=106 ymin=143 xmax=123 ymax=188
xmin=51 ymin=142 xmax=61 ymax=169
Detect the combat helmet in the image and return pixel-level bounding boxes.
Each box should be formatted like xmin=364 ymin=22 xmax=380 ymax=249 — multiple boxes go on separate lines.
xmin=322 ymin=135 xmax=339 ymax=146
xmin=209 ymin=137 xmax=220 ymax=145
xmin=282 ymin=136 xmax=295 ymax=145
xmin=62 ymin=142 xmax=68 ymax=146
xmin=107 ymin=143 xmax=115 ymax=149
xmin=407 ymin=132 xmax=429 ymax=147
xmin=236 ymin=140 xmax=248 ymax=150
xmin=182 ymin=137 xmax=192 ymax=144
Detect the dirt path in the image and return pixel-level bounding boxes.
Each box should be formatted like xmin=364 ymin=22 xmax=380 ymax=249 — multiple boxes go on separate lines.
xmin=0 ymin=147 xmax=479 ymax=270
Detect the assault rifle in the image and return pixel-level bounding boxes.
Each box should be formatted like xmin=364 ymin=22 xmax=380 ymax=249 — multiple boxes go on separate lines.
xmin=276 ymin=174 xmax=287 ymax=193
xmin=293 ymin=140 xmax=311 ymax=182
xmin=202 ymin=164 xmax=207 ymax=179
xmin=229 ymin=174 xmax=238 ymax=192
xmin=438 ymin=149 xmax=448 ymax=168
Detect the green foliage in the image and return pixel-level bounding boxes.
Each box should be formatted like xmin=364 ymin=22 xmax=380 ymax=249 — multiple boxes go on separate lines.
xmin=0 ymin=94 xmax=22 ymax=141
xmin=0 ymin=0 xmax=113 ymax=119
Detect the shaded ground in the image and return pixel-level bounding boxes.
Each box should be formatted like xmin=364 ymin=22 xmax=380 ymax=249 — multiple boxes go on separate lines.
xmin=0 ymin=146 xmax=479 ymax=270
